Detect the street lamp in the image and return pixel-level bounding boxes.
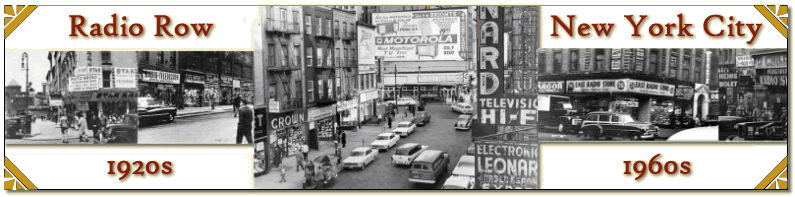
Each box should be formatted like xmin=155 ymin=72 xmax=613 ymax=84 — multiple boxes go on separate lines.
xmin=21 ymin=52 xmax=30 ymax=114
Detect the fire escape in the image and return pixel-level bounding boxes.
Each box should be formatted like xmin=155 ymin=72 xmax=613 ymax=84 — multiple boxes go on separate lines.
xmin=265 ymin=7 xmax=302 ymax=112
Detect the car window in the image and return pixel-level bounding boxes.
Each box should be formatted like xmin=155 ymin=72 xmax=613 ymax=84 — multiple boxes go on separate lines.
xmin=409 ymin=146 xmax=420 ymax=155
xmin=398 ymin=123 xmax=411 ymax=127
xmin=619 ymin=114 xmax=636 ymax=122
xmin=396 ymin=147 xmax=412 ymax=155
xmin=610 ymin=115 xmax=620 ymax=122
xmin=597 ymin=115 xmax=610 ymax=122
xmin=351 ymin=151 xmax=365 ymax=157
xmin=458 ymin=115 xmax=471 ymax=121
xmin=377 ymin=136 xmax=389 ymax=140
xmin=366 ymin=150 xmax=373 ymax=155
xmin=457 ymin=158 xmax=474 ymax=167
xmin=413 ymin=163 xmax=430 ymax=170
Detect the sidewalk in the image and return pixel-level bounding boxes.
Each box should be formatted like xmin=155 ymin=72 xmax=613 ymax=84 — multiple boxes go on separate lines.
xmin=176 ymin=105 xmax=234 ymax=118
xmin=255 ymin=123 xmax=396 ymax=189
xmin=16 ymin=120 xmax=96 ymax=143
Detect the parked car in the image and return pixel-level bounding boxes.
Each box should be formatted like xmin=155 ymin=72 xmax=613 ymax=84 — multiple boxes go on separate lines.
xmin=537 ymin=94 xmax=581 ymax=133
xmin=734 ymin=121 xmax=787 ymax=141
xmin=666 ymin=126 xmax=718 ymax=142
xmin=105 ymin=114 xmax=139 ymax=144
xmin=454 ymin=114 xmax=474 ymax=131
xmin=408 ymin=150 xmax=450 ymax=184
xmin=392 ymin=121 xmax=416 ymax=137
xmin=385 ymin=97 xmax=417 ymax=106
xmin=137 ymin=97 xmax=178 ymax=124
xmin=342 ymin=147 xmax=378 ymax=170
xmin=466 ymin=143 xmax=476 ymax=155
xmin=717 ymin=116 xmax=754 ymax=141
xmin=4 ymin=116 xmax=30 ymax=139
xmin=452 ymin=102 xmax=474 ymax=114
xmin=412 ymin=111 xmax=431 ymax=126
xmin=579 ymin=112 xmax=659 ymax=140
xmin=371 ymin=133 xmax=400 ymax=151
xmin=392 ymin=143 xmax=428 ymax=166
xmin=441 ymin=175 xmax=475 ymax=189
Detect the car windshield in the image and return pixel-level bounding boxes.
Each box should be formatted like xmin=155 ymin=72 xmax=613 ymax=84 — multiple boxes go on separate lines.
xmin=618 ymin=114 xmax=636 ymax=122
xmin=457 ymin=159 xmax=474 ymax=167
xmin=377 ymin=136 xmax=390 ymax=140
xmin=458 ymin=115 xmax=471 ymax=121
xmin=398 ymin=123 xmax=411 ymax=127
xmin=395 ymin=147 xmax=415 ymax=155
xmin=351 ymin=151 xmax=365 ymax=157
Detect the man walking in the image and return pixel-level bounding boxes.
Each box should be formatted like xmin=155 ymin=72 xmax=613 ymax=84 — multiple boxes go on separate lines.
xmin=233 ymin=94 xmax=241 ymax=117
xmin=59 ymin=113 xmax=70 ymax=144
xmin=236 ymin=99 xmax=254 ymax=144
xmin=77 ymin=113 xmax=88 ymax=142
xmin=301 ymin=143 xmax=310 ymax=161
xmin=340 ymin=131 xmax=347 ymax=148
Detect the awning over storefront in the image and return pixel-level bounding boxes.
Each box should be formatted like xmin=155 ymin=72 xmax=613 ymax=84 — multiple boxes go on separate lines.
xmin=64 ymin=89 xmax=138 ymax=103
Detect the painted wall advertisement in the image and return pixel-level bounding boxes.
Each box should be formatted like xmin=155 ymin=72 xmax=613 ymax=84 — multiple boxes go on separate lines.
xmin=68 ymin=75 xmax=101 ymax=92
xmin=474 ymin=141 xmax=538 ymax=189
xmin=113 ymin=68 xmax=138 ymax=89
xmin=372 ymin=9 xmax=466 ymax=61
xmin=358 ymin=25 xmax=377 ymax=65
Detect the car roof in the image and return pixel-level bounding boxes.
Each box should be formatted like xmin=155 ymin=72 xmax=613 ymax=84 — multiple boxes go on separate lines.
xmin=352 ymin=147 xmax=371 ymax=152
xmin=443 ymin=175 xmax=472 ymax=188
xmin=377 ymin=133 xmax=394 ymax=137
xmin=398 ymin=121 xmax=412 ymax=124
xmin=415 ymin=150 xmax=444 ymax=163
xmin=397 ymin=143 xmax=420 ymax=150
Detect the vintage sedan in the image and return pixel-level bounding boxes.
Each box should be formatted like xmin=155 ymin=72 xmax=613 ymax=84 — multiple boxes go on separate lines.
xmin=451 ymin=102 xmax=474 ymax=114
xmin=371 ymin=133 xmax=400 ymax=151
xmin=452 ymin=155 xmax=475 ymax=177
xmin=579 ymin=112 xmax=659 ymax=140
xmin=137 ymin=97 xmax=178 ymax=125
xmin=342 ymin=147 xmax=378 ymax=170
xmin=393 ymin=121 xmax=416 ymax=137
xmin=454 ymin=114 xmax=474 ymax=131
xmin=412 ymin=111 xmax=432 ymax=126
xmin=392 ymin=143 xmax=428 ymax=166
xmin=105 ymin=114 xmax=139 ymax=144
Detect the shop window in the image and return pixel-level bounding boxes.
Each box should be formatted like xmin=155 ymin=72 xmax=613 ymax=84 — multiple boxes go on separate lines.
xmin=101 ymin=51 xmax=111 ymax=65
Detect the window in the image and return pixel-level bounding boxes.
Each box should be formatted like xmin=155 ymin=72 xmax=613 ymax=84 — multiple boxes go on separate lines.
xmin=282 ymin=80 xmax=291 ymax=102
xmin=293 ymin=45 xmax=300 ymax=67
xmin=292 ymin=11 xmax=299 ymax=27
xmin=86 ymin=51 xmax=92 ymax=65
xmin=569 ymin=49 xmax=580 ymax=73
xmin=326 ymin=19 xmax=332 ymax=36
xmin=335 ymin=48 xmax=340 ymax=67
xmin=359 ymin=74 xmax=364 ymax=90
xmin=268 ymin=44 xmax=276 ymax=67
xmin=101 ymin=51 xmax=111 ymax=65
xmin=315 ymin=17 xmax=322 ymax=35
xmin=342 ymin=22 xmax=347 ymax=36
xmin=649 ymin=49 xmax=659 ymax=73
xmin=553 ymin=50 xmax=562 ymax=74
xmin=595 ymin=49 xmax=606 ymax=71
xmin=281 ymin=45 xmax=288 ymax=67
xmin=538 ymin=52 xmax=547 ymax=74
xmin=334 ymin=20 xmax=339 ymax=36
xmin=280 ymin=8 xmax=287 ymax=21
xmin=316 ymin=48 xmax=323 ymax=67
xmin=586 ymin=115 xmax=598 ymax=121
xmin=305 ymin=15 xmax=312 ymax=35
xmin=157 ymin=51 xmax=165 ymax=65
xmin=269 ymin=81 xmax=277 ymax=101
xmin=597 ymin=115 xmax=610 ymax=122
xmin=317 ymin=80 xmax=324 ymax=100
xmin=325 ymin=48 xmax=332 ymax=67
xmin=295 ymin=77 xmax=302 ymax=107
xmin=307 ymin=79 xmax=314 ymax=102
xmin=327 ymin=79 xmax=333 ymax=98
xmin=102 ymin=70 xmax=112 ymax=88
xmin=266 ymin=7 xmax=273 ymax=20
xmin=305 ymin=47 xmax=313 ymax=67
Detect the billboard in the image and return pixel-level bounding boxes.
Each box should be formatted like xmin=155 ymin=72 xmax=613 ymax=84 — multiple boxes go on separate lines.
xmin=358 ymin=25 xmax=377 ymax=65
xmin=68 ymin=75 xmax=101 ymax=92
xmin=113 ymin=68 xmax=137 ymax=89
xmin=372 ymin=9 xmax=467 ymax=61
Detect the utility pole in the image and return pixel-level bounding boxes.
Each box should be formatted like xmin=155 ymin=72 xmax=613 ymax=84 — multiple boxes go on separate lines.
xmin=22 ymin=52 xmax=30 ymax=114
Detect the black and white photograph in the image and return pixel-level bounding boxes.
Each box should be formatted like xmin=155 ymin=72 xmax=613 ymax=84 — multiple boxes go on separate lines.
xmin=537 ymin=48 xmax=721 ymax=142
xmin=5 ymin=51 xmax=138 ymax=144
xmin=716 ymin=49 xmax=787 ymax=142
xmin=135 ymin=51 xmax=255 ymax=144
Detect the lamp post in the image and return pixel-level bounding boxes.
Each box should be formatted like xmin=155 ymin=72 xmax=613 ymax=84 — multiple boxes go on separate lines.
xmin=21 ymin=52 xmax=30 ymax=114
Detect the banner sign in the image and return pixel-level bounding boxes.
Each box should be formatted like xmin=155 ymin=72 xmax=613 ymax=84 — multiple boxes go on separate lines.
xmin=754 ymin=53 xmax=787 ymax=69
xmin=675 ymin=85 xmax=695 ymax=100
xmin=372 ymin=9 xmax=466 ymax=61
xmin=68 ymin=75 xmax=101 ymax=92
xmin=756 ymin=68 xmax=787 ymax=87
xmin=140 ymin=69 xmax=180 ymax=84
xmin=73 ymin=66 xmax=102 ymax=76
xmin=718 ymin=65 xmax=738 ymax=87
xmin=627 ymin=79 xmax=675 ymax=97
xmin=113 ymin=68 xmax=138 ymax=89
xmin=538 ymin=81 xmax=564 ymax=93
xmin=736 ymin=55 xmax=754 ymax=67
xmin=474 ymin=141 xmax=539 ymax=189
xmin=566 ymin=79 xmax=627 ymax=93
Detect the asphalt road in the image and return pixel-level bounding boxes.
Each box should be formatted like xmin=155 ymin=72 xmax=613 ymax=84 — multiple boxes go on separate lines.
xmin=329 ymin=103 xmax=472 ymax=189
xmin=138 ymin=112 xmax=241 ymax=144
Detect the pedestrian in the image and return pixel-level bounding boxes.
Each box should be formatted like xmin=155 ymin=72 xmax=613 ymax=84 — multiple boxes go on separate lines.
xmin=780 ymin=107 xmax=788 ymax=126
xmin=236 ymin=99 xmax=254 ymax=144
xmin=97 ymin=114 xmax=108 ymax=143
xmin=301 ymin=143 xmax=310 ymax=161
xmin=88 ymin=113 xmax=99 ymax=142
xmin=279 ymin=167 xmax=287 ymax=183
xmin=59 ymin=113 xmax=70 ymax=144
xmin=340 ymin=131 xmax=347 ymax=148
xmin=295 ymin=151 xmax=304 ymax=172
xmin=233 ymin=94 xmax=241 ymax=117
xmin=387 ymin=114 xmax=393 ymax=128
xmin=77 ymin=113 xmax=89 ymax=142
xmin=274 ymin=144 xmax=282 ymax=167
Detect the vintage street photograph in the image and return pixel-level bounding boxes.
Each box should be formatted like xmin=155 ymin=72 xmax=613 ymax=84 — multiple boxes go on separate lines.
xmin=716 ymin=49 xmax=787 ymax=142
xmin=537 ymin=48 xmax=721 ymax=142
xmin=5 ymin=51 xmax=138 ymax=144
xmin=135 ymin=51 xmax=255 ymax=144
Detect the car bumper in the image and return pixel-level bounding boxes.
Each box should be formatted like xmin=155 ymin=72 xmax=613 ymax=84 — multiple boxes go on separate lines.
xmin=455 ymin=126 xmax=470 ymax=130
xmin=392 ymin=157 xmax=412 ymax=165
xmin=641 ymin=130 xmax=659 ymax=139
xmin=408 ymin=178 xmax=436 ymax=184
xmin=394 ymin=132 xmax=408 ymax=136
xmin=343 ymin=163 xmax=363 ymax=169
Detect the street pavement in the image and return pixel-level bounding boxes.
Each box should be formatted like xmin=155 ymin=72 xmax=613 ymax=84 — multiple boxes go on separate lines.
xmin=5 ymin=120 xmax=97 ymax=144
xmin=138 ymin=111 xmax=242 ymax=144
xmin=254 ymin=103 xmax=472 ymax=189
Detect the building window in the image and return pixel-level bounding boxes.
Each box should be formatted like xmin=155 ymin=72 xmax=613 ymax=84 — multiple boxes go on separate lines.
xmin=553 ymin=50 xmax=562 ymax=74
xmin=293 ymin=45 xmax=300 ymax=67
xmin=268 ymin=44 xmax=276 ymax=67
xmin=292 ymin=11 xmax=299 ymax=30
xmin=281 ymin=45 xmax=288 ymax=67
xmin=157 ymin=51 xmax=165 ymax=65
xmin=538 ymin=52 xmax=547 ymax=74
xmin=594 ymin=49 xmax=606 ymax=71
xmin=266 ymin=7 xmax=274 ymax=20
xmin=305 ymin=47 xmax=313 ymax=67
xmin=305 ymin=15 xmax=312 ymax=35
xmin=649 ymin=49 xmax=659 ymax=73
xmin=269 ymin=81 xmax=277 ymax=101
xmin=101 ymin=51 xmax=111 ymax=65
xmin=315 ymin=17 xmax=321 ymax=35
xmin=316 ymin=48 xmax=323 ymax=67
xmin=342 ymin=22 xmax=347 ymax=36
xmin=102 ymin=70 xmax=112 ymax=88
xmin=334 ymin=20 xmax=339 ymax=36
xmin=294 ymin=78 xmax=302 ymax=107
xmin=359 ymin=74 xmax=364 ymax=90
xmin=86 ymin=52 xmax=93 ymax=65
xmin=569 ymin=49 xmax=580 ymax=73
xmin=335 ymin=48 xmax=340 ymax=67
xmin=326 ymin=19 xmax=332 ymax=36
xmin=307 ymin=79 xmax=314 ymax=102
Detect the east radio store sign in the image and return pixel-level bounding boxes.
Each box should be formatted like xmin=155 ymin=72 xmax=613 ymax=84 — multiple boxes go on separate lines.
xmin=566 ymin=79 xmax=674 ymax=97
xmin=372 ymin=9 xmax=466 ymax=61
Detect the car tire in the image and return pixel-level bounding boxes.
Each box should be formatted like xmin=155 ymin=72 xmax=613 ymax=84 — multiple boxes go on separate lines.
xmin=167 ymin=113 xmax=175 ymax=123
xmin=629 ymin=132 xmax=641 ymax=141
xmin=557 ymin=124 xmax=565 ymax=133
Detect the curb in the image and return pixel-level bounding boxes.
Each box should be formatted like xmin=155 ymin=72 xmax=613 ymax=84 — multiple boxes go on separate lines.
xmin=176 ymin=108 xmax=234 ymax=119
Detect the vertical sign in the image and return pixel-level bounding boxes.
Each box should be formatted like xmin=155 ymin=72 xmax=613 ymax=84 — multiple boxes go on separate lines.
xmin=475 ymin=141 xmax=539 ymax=189
xmin=635 ymin=48 xmax=645 ymax=72
xmin=475 ymin=6 xmax=505 ymax=138
xmin=621 ymin=48 xmax=634 ymax=71
xmin=610 ymin=48 xmax=622 ymax=70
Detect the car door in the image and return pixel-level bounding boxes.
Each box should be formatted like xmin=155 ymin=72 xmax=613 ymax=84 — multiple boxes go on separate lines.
xmin=391 ymin=134 xmax=399 ymax=146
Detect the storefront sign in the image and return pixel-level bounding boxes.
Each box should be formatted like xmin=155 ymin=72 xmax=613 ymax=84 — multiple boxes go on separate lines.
xmin=113 ymin=68 xmax=137 ymax=89
xmin=337 ymin=99 xmax=358 ymax=111
xmin=418 ymin=74 xmax=462 ymax=84
xmin=220 ymin=76 xmax=233 ymax=86
xmin=233 ymin=80 xmax=240 ymax=88
xmin=268 ymin=100 xmax=280 ymax=113
xmin=359 ymin=90 xmax=380 ymax=102
xmin=538 ymin=81 xmax=564 ymax=93
xmin=77 ymin=102 xmax=89 ymax=111
xmin=710 ymin=91 xmax=719 ymax=102
xmin=91 ymin=91 xmax=138 ymax=101
xmin=757 ymin=68 xmax=787 ymax=87
xmin=372 ymin=9 xmax=466 ymax=61
xmin=635 ymin=49 xmax=645 ymax=72
xmin=253 ymin=107 xmax=268 ymax=137
xmin=718 ymin=65 xmax=737 ymax=87
xmin=68 ymin=75 xmax=101 ymax=92
xmin=185 ymin=73 xmax=206 ymax=84
xmin=474 ymin=141 xmax=538 ymax=189
xmin=736 ymin=55 xmax=754 ymax=67
xmin=307 ymin=104 xmax=336 ymax=121
xmin=49 ymin=99 xmax=63 ymax=106
xmin=73 ymin=66 xmax=102 ymax=76
xmin=627 ymin=101 xmax=639 ymax=107
xmin=754 ymin=53 xmax=787 ymax=69
xmin=140 ymin=69 xmax=180 ymax=84
xmin=675 ymin=85 xmax=695 ymax=100
xmin=622 ymin=48 xmax=634 ymax=71
xmin=267 ymin=111 xmax=305 ymax=131
xmin=567 ymin=79 xmax=627 ymax=93
xmin=627 ymin=79 xmax=675 ymax=97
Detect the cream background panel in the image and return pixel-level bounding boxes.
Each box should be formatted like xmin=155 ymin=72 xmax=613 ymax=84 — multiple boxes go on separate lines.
xmin=541 ymin=6 xmax=787 ymax=49
xmin=4 ymin=146 xmax=253 ymax=189
xmin=5 ymin=6 xmax=257 ymax=50
xmin=541 ymin=143 xmax=787 ymax=189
